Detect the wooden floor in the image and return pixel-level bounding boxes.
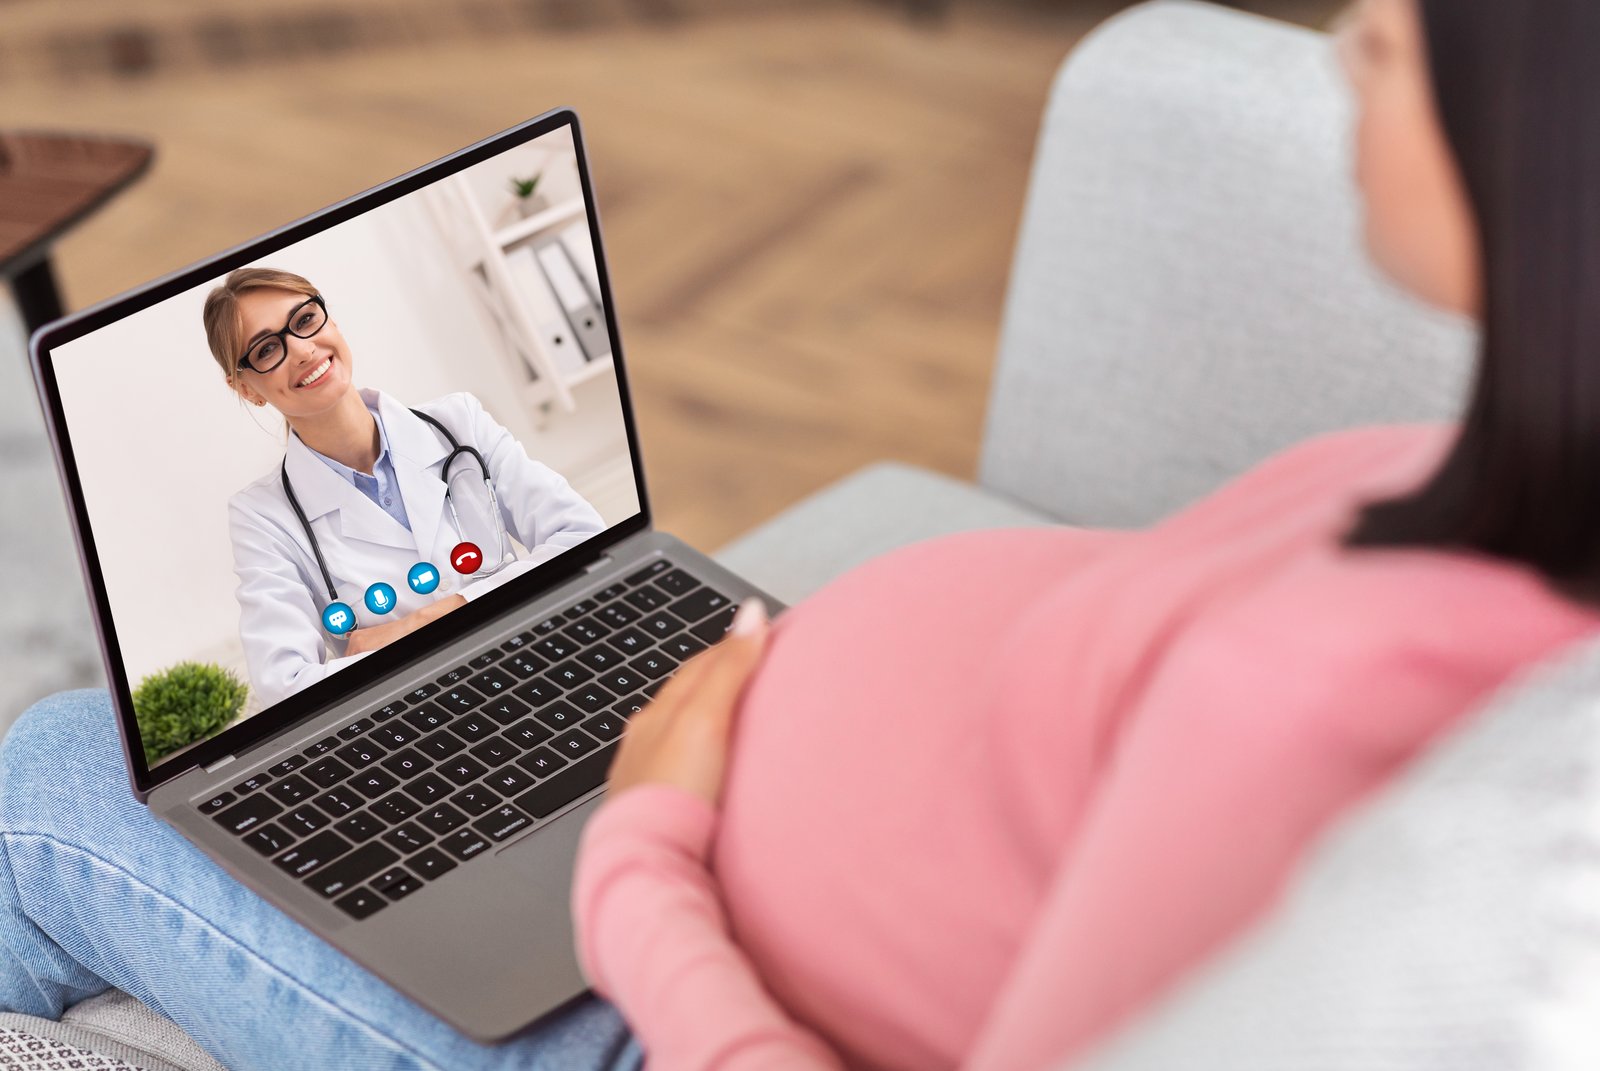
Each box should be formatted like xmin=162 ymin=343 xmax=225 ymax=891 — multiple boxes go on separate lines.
xmin=6 ymin=0 xmax=1341 ymax=551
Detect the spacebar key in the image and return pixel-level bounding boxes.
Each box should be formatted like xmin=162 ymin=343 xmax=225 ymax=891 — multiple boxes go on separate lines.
xmin=514 ymin=745 xmax=617 ymax=818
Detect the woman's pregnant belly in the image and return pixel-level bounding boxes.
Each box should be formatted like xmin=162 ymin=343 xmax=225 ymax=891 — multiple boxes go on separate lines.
xmin=712 ymin=526 xmax=1123 ymax=1071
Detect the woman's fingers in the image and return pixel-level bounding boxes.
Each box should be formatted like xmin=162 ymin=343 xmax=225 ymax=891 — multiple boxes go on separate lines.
xmin=679 ymin=600 xmax=770 ymax=730
xmin=604 ymin=599 xmax=772 ymax=802
xmin=647 ymin=600 xmax=770 ymax=719
xmin=646 ymin=643 xmax=718 ymax=718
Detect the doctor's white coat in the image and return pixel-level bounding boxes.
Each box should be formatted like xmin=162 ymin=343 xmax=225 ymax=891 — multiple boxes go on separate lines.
xmin=228 ymin=388 xmax=605 ymax=707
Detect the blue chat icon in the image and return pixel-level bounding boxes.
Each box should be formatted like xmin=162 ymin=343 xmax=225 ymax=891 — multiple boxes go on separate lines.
xmin=364 ymin=582 xmax=397 ymax=616
xmin=407 ymin=562 xmax=440 ymax=595
xmin=322 ymin=601 xmax=356 ymax=635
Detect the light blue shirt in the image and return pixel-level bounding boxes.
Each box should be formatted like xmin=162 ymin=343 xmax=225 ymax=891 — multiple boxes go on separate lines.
xmin=304 ymin=401 xmax=412 ymax=532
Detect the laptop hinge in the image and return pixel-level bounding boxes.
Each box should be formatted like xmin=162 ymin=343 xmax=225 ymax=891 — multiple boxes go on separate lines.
xmin=203 ymin=754 xmax=238 ymax=774
xmin=583 ymin=553 xmax=614 ymax=574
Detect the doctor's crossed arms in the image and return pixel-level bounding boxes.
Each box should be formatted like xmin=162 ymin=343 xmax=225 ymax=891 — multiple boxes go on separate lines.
xmin=343 ymin=593 xmax=465 ymax=657
xmin=204 ymin=267 xmax=605 ymax=708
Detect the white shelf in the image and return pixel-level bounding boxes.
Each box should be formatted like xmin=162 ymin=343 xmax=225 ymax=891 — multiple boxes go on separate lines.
xmin=565 ymin=356 xmax=614 ymax=389
xmin=494 ymin=198 xmax=586 ymax=248
xmin=426 ymin=170 xmax=604 ymax=415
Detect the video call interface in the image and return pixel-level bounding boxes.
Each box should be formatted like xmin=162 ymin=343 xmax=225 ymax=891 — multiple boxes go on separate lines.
xmin=47 ymin=123 xmax=641 ymax=770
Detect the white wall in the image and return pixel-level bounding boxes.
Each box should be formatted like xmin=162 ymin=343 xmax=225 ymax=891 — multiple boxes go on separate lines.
xmin=458 ymin=127 xmax=584 ymax=232
xmin=50 ymin=138 xmax=638 ymax=694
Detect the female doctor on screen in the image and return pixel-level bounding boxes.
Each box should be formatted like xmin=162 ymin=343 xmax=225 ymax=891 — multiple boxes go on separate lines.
xmin=207 ymin=267 xmax=605 ymax=708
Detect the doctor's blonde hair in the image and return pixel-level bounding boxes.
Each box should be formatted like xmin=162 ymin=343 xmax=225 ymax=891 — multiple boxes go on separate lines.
xmin=203 ymin=267 xmax=319 ymax=386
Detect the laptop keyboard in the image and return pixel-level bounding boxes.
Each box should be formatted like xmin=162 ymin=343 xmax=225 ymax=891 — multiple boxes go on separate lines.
xmin=197 ymin=557 xmax=740 ymax=921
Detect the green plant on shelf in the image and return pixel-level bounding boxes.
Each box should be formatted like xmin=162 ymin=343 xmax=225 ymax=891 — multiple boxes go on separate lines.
xmin=509 ymin=173 xmax=543 ymax=200
xmin=132 ymin=661 xmax=249 ymax=761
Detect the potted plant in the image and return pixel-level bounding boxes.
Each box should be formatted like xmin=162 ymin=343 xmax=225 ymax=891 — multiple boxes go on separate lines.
xmin=132 ymin=661 xmax=249 ymax=761
xmin=510 ymin=172 xmax=548 ymax=218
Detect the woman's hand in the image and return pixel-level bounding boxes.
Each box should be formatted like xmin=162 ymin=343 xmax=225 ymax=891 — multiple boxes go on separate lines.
xmin=344 ymin=594 xmax=467 ymax=657
xmin=607 ymin=598 xmax=771 ymax=805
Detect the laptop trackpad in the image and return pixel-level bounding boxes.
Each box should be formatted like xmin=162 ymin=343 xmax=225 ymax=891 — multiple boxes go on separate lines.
xmin=499 ymin=794 xmax=606 ymax=885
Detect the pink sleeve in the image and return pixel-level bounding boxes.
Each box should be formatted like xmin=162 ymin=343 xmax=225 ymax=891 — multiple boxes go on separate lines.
xmin=573 ymin=784 xmax=846 ymax=1071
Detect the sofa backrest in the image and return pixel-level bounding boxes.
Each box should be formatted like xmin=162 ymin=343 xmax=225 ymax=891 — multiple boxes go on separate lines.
xmin=1071 ymin=630 xmax=1600 ymax=1071
xmin=979 ymin=0 xmax=1476 ymax=528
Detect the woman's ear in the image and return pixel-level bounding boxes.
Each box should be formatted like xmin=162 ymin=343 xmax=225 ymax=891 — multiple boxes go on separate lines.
xmin=230 ymin=377 xmax=267 ymax=408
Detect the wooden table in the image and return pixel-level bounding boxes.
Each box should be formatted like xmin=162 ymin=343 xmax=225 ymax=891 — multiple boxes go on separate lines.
xmin=0 ymin=132 xmax=153 ymax=337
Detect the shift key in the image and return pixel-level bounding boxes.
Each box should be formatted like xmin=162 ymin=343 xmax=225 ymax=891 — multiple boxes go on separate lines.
xmin=305 ymin=842 xmax=399 ymax=899
xmin=273 ymin=830 xmax=354 ymax=879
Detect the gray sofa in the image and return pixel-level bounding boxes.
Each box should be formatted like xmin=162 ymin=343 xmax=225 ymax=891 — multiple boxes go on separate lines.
xmin=11 ymin=2 xmax=1600 ymax=1067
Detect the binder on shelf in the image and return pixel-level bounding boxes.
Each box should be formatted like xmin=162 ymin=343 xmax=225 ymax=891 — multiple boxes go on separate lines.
xmin=504 ymin=245 xmax=587 ymax=377
xmin=536 ymin=241 xmax=611 ymax=362
xmin=557 ymin=220 xmax=602 ymax=305
xmin=472 ymin=265 xmax=540 ymax=385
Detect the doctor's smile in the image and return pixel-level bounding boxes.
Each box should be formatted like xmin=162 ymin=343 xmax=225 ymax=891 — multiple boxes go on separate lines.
xmin=206 ymin=266 xmax=605 ymax=707
xmin=295 ymin=358 xmax=334 ymax=388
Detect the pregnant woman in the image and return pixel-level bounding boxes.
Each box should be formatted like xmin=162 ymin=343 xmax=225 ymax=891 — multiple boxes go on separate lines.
xmin=2 ymin=0 xmax=1596 ymax=1068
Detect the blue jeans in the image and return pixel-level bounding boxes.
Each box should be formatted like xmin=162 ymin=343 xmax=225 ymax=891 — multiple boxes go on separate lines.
xmin=0 ymin=690 xmax=640 ymax=1071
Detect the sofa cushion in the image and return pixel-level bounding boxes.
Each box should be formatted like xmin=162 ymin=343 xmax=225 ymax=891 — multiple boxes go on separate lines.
xmin=980 ymin=0 xmax=1476 ymax=528
xmin=714 ymin=461 xmax=1057 ymax=606
xmin=1071 ymin=635 xmax=1600 ymax=1071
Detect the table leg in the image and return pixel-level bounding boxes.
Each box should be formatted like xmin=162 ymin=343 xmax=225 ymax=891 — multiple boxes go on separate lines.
xmin=12 ymin=256 xmax=65 ymax=337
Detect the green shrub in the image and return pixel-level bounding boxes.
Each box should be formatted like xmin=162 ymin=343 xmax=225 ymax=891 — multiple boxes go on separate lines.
xmin=132 ymin=662 xmax=249 ymax=761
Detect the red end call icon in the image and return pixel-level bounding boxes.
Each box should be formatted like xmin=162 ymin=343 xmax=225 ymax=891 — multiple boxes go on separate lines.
xmin=450 ymin=541 xmax=483 ymax=574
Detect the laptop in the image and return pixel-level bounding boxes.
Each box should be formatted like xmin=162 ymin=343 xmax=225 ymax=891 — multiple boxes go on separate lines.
xmin=28 ymin=108 xmax=782 ymax=1041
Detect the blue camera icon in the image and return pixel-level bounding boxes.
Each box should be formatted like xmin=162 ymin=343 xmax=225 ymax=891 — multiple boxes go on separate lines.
xmin=407 ymin=562 xmax=440 ymax=595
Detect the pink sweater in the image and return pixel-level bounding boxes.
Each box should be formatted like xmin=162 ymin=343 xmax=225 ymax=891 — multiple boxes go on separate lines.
xmin=573 ymin=425 xmax=1600 ymax=1070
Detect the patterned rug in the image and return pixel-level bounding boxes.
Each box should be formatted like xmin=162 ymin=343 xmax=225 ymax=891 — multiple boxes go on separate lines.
xmin=0 ymin=1028 xmax=143 ymax=1071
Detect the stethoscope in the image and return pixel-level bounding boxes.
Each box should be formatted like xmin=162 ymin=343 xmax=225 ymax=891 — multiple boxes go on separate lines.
xmin=279 ymin=408 xmax=510 ymax=605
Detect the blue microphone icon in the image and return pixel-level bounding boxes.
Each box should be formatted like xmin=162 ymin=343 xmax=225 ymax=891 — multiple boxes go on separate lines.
xmin=364 ymin=582 xmax=397 ymax=616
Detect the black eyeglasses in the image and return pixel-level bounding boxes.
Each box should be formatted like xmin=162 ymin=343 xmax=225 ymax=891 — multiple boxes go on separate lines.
xmin=236 ymin=295 xmax=328 ymax=374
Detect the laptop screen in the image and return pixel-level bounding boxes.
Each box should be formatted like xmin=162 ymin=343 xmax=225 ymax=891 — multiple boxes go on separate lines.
xmin=35 ymin=113 xmax=646 ymax=790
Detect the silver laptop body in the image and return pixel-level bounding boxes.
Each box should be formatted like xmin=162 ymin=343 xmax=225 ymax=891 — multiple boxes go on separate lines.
xmin=30 ymin=109 xmax=781 ymax=1041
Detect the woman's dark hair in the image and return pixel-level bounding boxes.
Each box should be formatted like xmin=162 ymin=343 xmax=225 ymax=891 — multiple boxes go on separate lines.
xmin=1343 ymin=1 xmax=1600 ymax=599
